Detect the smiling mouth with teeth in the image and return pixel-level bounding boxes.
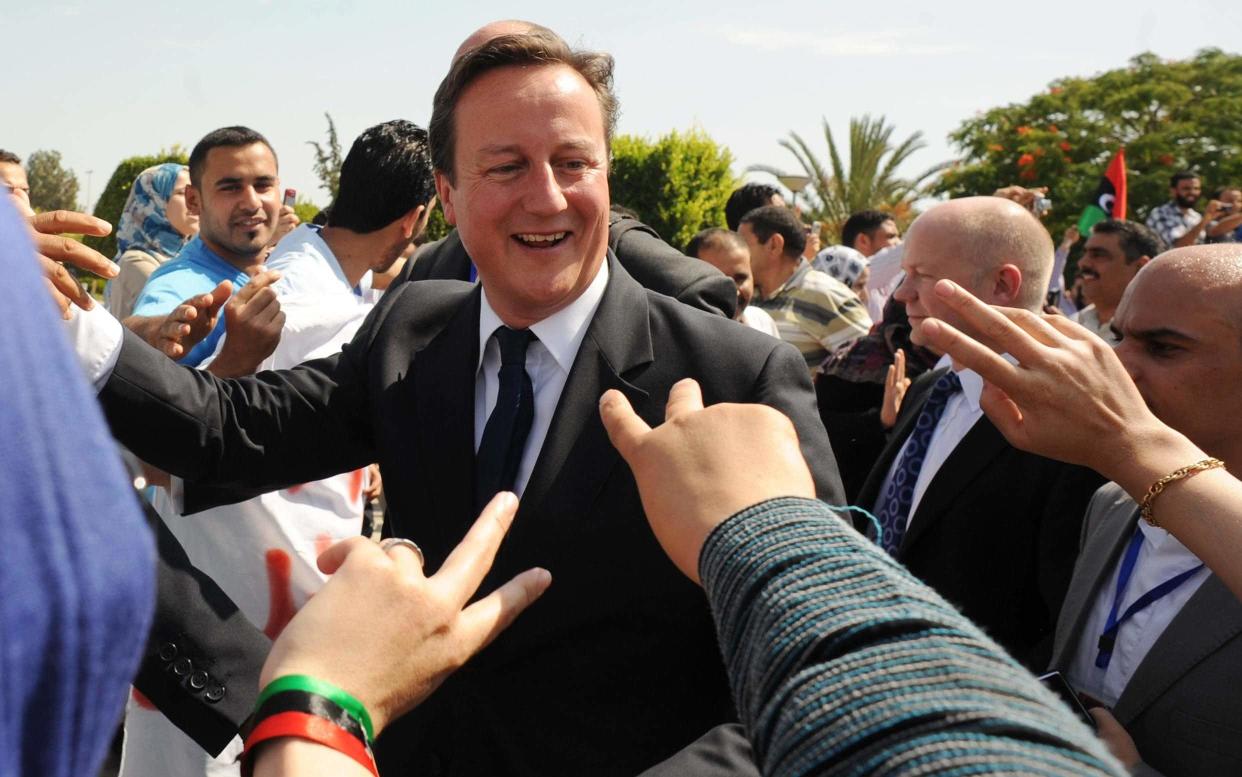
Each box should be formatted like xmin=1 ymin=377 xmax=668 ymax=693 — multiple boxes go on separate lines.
xmin=514 ymin=232 xmax=568 ymax=247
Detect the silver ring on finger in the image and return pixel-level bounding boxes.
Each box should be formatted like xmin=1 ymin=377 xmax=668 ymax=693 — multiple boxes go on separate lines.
xmin=379 ymin=537 xmax=424 ymax=567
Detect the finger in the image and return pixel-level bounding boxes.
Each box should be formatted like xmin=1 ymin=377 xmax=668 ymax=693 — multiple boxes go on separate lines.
xmin=930 ymin=280 xmax=1064 ymax=360
xmin=918 ymin=316 xmax=1021 ymax=390
xmin=30 ymin=210 xmax=111 ymax=238
xmin=381 ymin=538 xmax=426 ymax=579
xmin=978 ymin=383 xmax=1025 ymax=442
xmin=894 ymin=347 xmax=906 ymax=377
xmin=664 ymin=378 xmax=705 ymax=421
xmin=884 ymin=364 xmax=896 ymax=392
xmin=236 ymin=270 xmax=282 ymax=302
xmin=34 ymin=234 xmax=118 ymax=278
xmin=1042 ymin=311 xmax=1102 ymax=343
xmin=436 ymin=491 xmax=519 ymax=600
xmin=203 ymin=280 xmax=233 ymax=317
xmin=43 ymin=277 xmax=71 ymax=317
xmin=599 ymin=388 xmax=652 ymax=461
xmin=39 ymin=255 xmax=94 ymax=310
xmin=316 ymin=536 xmax=376 ymax=574
xmin=457 ymin=567 xmax=552 ymax=656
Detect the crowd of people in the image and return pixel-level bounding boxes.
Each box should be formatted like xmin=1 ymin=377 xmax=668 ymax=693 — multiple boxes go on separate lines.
xmin=5 ymin=18 xmax=1242 ymax=777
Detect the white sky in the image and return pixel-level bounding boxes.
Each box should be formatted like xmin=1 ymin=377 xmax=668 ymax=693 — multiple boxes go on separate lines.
xmin=7 ymin=0 xmax=1241 ymax=211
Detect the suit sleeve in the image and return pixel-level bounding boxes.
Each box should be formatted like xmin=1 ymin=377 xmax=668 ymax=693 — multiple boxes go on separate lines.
xmin=98 ymin=321 xmax=376 ymax=510
xmin=751 ymin=340 xmax=846 ymax=505
xmin=133 ymin=502 xmax=269 ymax=755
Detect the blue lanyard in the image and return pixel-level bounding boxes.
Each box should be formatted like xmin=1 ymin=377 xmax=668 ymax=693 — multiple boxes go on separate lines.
xmin=1095 ymin=528 xmax=1204 ymax=669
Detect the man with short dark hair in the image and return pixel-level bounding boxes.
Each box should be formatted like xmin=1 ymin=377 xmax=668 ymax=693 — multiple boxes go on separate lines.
xmin=724 ymin=182 xmax=784 ymax=232
xmin=741 ymin=205 xmax=871 ymax=374
xmin=1074 ymin=219 xmax=1162 ymax=344
xmin=65 ymin=30 xmax=844 ymax=777
xmin=841 ymin=209 xmax=900 ymax=257
xmin=1147 ymin=171 xmax=1224 ymax=248
xmin=127 ymin=126 xmax=285 ymax=372
xmin=686 ymin=226 xmax=778 ymax=336
xmin=0 ymin=149 xmax=33 ymax=217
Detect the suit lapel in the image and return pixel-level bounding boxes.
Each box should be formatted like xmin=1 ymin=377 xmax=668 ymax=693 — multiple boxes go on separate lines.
xmin=898 ymin=415 xmax=1008 ymax=553
xmin=410 ymin=288 xmax=481 ymax=552
xmin=1048 ymin=503 xmax=1137 ymax=669
xmin=520 ymin=254 xmax=652 ymax=522
xmin=1113 ymin=574 xmax=1242 ymax=724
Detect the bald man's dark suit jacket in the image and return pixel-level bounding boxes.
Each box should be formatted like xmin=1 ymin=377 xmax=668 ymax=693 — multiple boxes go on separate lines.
xmin=401 ymin=212 xmax=738 ymax=319
xmin=855 ymin=368 xmax=1103 ymax=668
xmin=1048 ymin=484 xmax=1242 ymax=777
xmin=99 ymin=254 xmax=844 ymax=777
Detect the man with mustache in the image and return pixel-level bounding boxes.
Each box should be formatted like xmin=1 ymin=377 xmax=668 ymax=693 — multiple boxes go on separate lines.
xmin=1073 ymin=219 xmax=1162 ymax=346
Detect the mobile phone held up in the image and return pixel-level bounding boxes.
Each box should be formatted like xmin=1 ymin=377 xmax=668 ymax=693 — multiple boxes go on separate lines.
xmin=1037 ymin=671 xmax=1098 ymax=730
xmin=283 ymin=188 xmax=296 ymax=208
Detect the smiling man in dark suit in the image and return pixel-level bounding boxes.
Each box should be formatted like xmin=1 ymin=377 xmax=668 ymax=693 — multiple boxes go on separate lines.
xmin=70 ymin=31 xmax=844 ymax=777
xmin=855 ymin=196 xmax=1103 ymax=669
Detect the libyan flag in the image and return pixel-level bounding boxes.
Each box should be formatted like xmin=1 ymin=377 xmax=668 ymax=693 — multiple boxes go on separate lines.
xmin=1077 ymin=149 xmax=1127 ymax=234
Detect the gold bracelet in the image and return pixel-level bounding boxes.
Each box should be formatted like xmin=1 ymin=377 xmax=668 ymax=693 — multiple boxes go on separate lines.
xmin=1139 ymin=458 xmax=1225 ymax=527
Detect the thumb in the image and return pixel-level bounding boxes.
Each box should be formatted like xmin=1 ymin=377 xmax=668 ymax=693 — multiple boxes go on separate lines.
xmin=316 ymin=536 xmax=373 ymax=575
xmin=205 ymin=280 xmax=233 ymax=316
xmin=599 ymin=389 xmax=651 ymax=462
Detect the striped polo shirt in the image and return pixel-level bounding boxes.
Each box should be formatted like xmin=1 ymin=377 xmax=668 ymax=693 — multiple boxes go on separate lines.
xmin=754 ymin=259 xmax=872 ymax=374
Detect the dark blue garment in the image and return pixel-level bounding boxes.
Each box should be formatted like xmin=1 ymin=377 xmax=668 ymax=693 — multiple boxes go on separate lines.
xmin=0 ymin=198 xmax=155 ymax=777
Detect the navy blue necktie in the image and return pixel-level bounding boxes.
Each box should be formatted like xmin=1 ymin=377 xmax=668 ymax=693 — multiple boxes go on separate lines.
xmin=476 ymin=326 xmax=536 ymax=512
xmin=873 ymin=371 xmax=962 ymax=555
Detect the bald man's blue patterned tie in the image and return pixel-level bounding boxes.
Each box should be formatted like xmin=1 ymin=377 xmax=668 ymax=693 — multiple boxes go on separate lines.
xmin=874 ymin=371 xmax=962 ymax=555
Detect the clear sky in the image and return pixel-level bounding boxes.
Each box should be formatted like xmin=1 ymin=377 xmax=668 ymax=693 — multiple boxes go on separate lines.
xmin=7 ymin=0 xmax=1240 ymax=213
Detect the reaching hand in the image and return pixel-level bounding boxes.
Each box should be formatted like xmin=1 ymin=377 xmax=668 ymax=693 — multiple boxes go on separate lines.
xmin=914 ymin=279 xmax=1171 ymax=480
xmin=261 ymin=492 xmax=551 ymax=737
xmin=29 ymin=210 xmax=115 ymax=317
xmin=599 ymin=379 xmax=815 ymax=584
xmin=880 ymin=348 xmax=911 ymax=430
xmin=1088 ymin=708 xmax=1141 ymax=770
xmin=138 ymin=280 xmax=232 ymax=359
xmin=208 ymin=270 xmax=285 ymax=378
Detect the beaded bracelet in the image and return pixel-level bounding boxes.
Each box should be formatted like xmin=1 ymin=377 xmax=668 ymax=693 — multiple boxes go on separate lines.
xmin=1139 ymin=457 xmax=1224 ymax=527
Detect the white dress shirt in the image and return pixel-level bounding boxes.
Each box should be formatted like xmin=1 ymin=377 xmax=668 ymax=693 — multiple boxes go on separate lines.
xmin=740 ymin=304 xmax=779 ymax=337
xmin=873 ymin=354 xmax=987 ymax=530
xmin=474 ymin=261 xmax=609 ymax=497
xmin=1065 ymin=519 xmax=1209 ymax=707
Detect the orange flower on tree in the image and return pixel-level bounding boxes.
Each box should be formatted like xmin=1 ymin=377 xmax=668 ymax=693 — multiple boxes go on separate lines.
xmin=1016 ymin=126 xmax=1031 ymax=136
xmin=1060 ymin=141 xmax=1072 ymax=152
xmin=1018 ymin=153 xmax=1035 ymax=167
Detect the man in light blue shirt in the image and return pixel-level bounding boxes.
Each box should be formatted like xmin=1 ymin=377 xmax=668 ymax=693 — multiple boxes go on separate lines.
xmin=130 ymin=126 xmax=286 ymax=367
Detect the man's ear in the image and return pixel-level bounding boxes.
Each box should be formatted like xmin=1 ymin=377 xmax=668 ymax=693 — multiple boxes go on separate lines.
xmin=400 ymin=204 xmax=428 ymax=240
xmin=768 ymin=233 xmax=785 ymax=259
xmin=185 ymin=185 xmax=202 ymax=217
xmin=435 ymin=172 xmax=456 ymax=226
xmin=1135 ymin=255 xmax=1152 ymax=270
xmin=994 ymin=263 xmax=1023 ymax=306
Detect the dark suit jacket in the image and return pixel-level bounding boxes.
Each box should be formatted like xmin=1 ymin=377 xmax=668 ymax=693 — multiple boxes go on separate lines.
xmin=401 ymin=212 xmax=738 ymax=319
xmin=1049 ymin=484 xmax=1242 ymax=777
xmin=134 ymin=504 xmax=270 ymax=755
xmin=856 ymin=368 xmax=1103 ymax=668
xmin=100 ymin=255 xmax=844 ymax=776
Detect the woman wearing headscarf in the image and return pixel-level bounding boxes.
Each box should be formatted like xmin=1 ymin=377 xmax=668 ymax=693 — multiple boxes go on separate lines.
xmin=812 ymin=244 xmax=870 ymax=303
xmin=105 ymin=163 xmax=198 ymax=319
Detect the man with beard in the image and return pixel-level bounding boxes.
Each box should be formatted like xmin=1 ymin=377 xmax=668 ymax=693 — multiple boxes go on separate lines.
xmin=1146 ymin=171 xmax=1223 ymax=249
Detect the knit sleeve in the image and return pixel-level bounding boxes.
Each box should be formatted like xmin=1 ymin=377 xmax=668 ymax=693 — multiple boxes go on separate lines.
xmin=699 ymin=497 xmax=1123 ymax=777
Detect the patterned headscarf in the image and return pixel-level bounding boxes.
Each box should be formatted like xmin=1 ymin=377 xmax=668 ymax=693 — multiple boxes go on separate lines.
xmin=812 ymin=245 xmax=868 ymax=288
xmin=114 ymin=163 xmax=189 ymax=261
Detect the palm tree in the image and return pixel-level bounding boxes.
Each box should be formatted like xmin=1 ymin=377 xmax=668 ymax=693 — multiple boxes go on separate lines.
xmin=749 ymin=115 xmax=949 ymax=240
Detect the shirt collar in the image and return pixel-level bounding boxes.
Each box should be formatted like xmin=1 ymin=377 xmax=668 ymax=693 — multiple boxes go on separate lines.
xmin=768 ymin=259 xmax=812 ymax=298
xmin=933 ymin=351 xmax=1019 ymax=413
xmin=477 ymin=259 xmax=610 ymax=373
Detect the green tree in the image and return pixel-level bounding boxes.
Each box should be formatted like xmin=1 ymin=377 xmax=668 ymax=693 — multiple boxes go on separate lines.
xmin=422 ymin=201 xmax=451 ymax=243
xmin=609 ymin=128 xmax=736 ymax=249
xmin=934 ymin=48 xmax=1242 ymax=251
xmin=293 ymin=195 xmax=321 ymax=226
xmin=308 ymin=112 xmax=344 ymax=200
xmin=26 ymin=149 xmax=80 ymax=212
xmin=750 ymin=115 xmax=947 ymax=242
xmin=85 ymin=147 xmax=189 ymax=259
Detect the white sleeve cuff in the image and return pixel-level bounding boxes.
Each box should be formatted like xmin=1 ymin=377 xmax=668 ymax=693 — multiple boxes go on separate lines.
xmin=63 ymin=301 xmax=124 ymax=393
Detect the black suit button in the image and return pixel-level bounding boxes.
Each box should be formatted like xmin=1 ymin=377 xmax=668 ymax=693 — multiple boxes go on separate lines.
xmin=205 ymin=684 xmax=226 ymax=703
xmin=158 ymin=642 xmax=178 ymax=662
xmin=172 ymin=657 xmax=193 ymax=677
xmin=189 ymin=671 xmax=209 ymax=690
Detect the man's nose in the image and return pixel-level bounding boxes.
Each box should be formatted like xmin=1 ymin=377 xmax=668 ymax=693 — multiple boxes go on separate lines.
xmin=893 ymin=273 xmax=914 ymax=302
xmin=240 ymin=185 xmax=263 ymax=211
xmin=523 ymin=163 xmax=568 ymax=215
